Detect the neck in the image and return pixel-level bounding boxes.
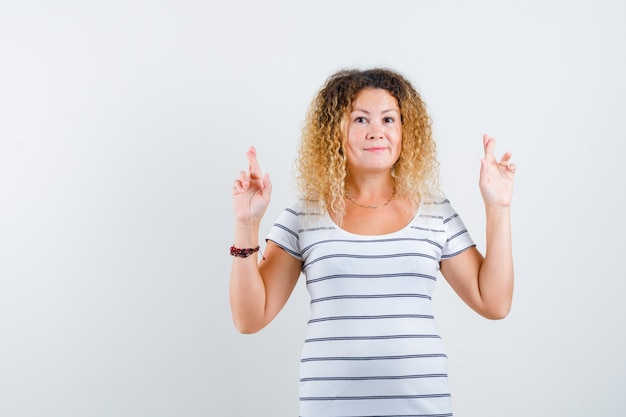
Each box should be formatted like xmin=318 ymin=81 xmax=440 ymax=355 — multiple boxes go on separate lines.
xmin=345 ymin=174 xmax=395 ymax=197
xmin=345 ymin=175 xmax=396 ymax=209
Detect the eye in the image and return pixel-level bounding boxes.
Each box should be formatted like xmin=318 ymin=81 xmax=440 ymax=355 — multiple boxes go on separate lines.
xmin=354 ymin=116 xmax=367 ymax=124
xmin=384 ymin=117 xmax=395 ymax=124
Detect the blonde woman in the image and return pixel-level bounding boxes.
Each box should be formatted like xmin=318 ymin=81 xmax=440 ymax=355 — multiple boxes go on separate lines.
xmin=230 ymin=68 xmax=516 ymax=417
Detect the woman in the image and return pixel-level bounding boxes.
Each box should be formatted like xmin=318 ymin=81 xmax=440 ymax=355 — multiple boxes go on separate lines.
xmin=230 ymin=68 xmax=515 ymax=416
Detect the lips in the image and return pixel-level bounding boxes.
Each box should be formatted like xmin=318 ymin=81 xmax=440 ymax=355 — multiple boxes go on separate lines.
xmin=364 ymin=147 xmax=388 ymax=152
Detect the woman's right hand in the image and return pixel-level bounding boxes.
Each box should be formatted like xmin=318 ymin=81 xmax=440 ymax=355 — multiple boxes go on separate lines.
xmin=232 ymin=147 xmax=272 ymax=224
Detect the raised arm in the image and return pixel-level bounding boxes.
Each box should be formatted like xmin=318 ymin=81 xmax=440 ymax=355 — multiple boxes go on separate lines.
xmin=229 ymin=147 xmax=302 ymax=333
xmin=440 ymin=134 xmax=516 ymax=320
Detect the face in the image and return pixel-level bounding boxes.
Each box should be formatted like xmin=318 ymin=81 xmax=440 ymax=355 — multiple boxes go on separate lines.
xmin=344 ymin=88 xmax=402 ymax=175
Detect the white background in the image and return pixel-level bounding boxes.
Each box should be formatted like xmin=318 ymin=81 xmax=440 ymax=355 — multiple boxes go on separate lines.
xmin=1 ymin=1 xmax=625 ymax=416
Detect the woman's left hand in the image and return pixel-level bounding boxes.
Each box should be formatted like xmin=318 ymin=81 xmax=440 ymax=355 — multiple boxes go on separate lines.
xmin=479 ymin=134 xmax=516 ymax=208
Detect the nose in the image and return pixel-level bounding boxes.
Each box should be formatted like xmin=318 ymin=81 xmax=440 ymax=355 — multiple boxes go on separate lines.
xmin=367 ymin=124 xmax=384 ymax=139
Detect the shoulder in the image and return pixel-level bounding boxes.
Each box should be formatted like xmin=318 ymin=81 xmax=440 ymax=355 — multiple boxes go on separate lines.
xmin=273 ymin=199 xmax=328 ymax=229
xmin=417 ymin=194 xmax=469 ymax=238
xmin=267 ymin=200 xmax=331 ymax=259
xmin=419 ymin=193 xmax=454 ymax=218
xmin=278 ymin=199 xmax=324 ymax=217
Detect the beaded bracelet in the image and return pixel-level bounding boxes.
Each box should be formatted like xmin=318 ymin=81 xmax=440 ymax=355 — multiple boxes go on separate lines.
xmin=230 ymin=245 xmax=261 ymax=258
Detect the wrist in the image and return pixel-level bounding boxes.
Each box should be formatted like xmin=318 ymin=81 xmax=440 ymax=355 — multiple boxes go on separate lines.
xmin=485 ymin=204 xmax=511 ymax=217
xmin=233 ymin=221 xmax=261 ymax=248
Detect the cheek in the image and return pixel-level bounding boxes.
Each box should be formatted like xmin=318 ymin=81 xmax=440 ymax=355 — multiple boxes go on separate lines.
xmin=345 ymin=128 xmax=362 ymax=148
xmin=393 ymin=129 xmax=402 ymax=145
xmin=394 ymin=133 xmax=403 ymax=155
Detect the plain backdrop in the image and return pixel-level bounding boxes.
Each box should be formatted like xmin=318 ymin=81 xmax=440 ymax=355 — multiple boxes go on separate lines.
xmin=1 ymin=1 xmax=625 ymax=416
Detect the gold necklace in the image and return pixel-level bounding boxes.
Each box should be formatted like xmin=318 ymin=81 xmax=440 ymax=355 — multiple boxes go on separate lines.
xmin=345 ymin=189 xmax=396 ymax=209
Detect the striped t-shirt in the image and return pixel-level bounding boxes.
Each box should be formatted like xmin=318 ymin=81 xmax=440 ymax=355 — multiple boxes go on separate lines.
xmin=266 ymin=198 xmax=475 ymax=417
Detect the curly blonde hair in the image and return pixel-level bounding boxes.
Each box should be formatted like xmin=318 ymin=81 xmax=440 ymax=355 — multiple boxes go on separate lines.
xmin=296 ymin=68 xmax=440 ymax=218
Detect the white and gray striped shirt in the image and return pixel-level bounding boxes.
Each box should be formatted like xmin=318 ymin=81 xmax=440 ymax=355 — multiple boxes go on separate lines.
xmin=267 ymin=198 xmax=475 ymax=417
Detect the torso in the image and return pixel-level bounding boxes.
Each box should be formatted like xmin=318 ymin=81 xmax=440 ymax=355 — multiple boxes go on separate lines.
xmin=266 ymin=198 xmax=475 ymax=417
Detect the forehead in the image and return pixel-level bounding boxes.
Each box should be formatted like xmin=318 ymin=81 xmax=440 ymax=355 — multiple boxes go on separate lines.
xmin=351 ymin=88 xmax=400 ymax=111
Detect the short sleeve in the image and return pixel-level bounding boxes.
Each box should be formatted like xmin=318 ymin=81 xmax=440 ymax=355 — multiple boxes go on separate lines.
xmin=265 ymin=203 xmax=304 ymax=261
xmin=440 ymin=199 xmax=476 ymax=259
